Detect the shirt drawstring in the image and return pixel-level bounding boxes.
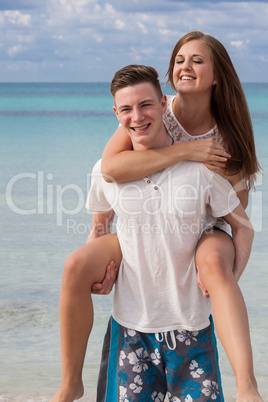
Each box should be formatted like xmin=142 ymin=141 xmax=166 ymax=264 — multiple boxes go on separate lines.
xmin=155 ymin=330 xmax=177 ymax=350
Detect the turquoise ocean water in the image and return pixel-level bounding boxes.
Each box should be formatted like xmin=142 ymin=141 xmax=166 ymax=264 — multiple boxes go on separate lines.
xmin=0 ymin=83 xmax=267 ymax=401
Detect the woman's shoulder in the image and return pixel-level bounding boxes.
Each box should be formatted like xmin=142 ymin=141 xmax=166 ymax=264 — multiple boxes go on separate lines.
xmin=163 ymin=96 xmax=223 ymax=144
xmin=163 ymin=95 xmax=185 ymax=141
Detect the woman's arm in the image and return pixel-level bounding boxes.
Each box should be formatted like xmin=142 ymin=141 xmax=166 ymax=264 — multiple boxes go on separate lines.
xmin=205 ymin=164 xmax=249 ymax=209
xmin=227 ymin=172 xmax=249 ymax=209
xmin=101 ymin=126 xmax=230 ymax=183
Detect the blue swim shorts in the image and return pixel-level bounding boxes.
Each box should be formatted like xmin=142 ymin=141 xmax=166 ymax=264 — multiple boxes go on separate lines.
xmin=97 ymin=316 xmax=224 ymax=401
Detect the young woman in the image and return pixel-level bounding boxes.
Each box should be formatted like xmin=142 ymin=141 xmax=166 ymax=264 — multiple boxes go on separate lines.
xmin=52 ymin=31 xmax=262 ymax=402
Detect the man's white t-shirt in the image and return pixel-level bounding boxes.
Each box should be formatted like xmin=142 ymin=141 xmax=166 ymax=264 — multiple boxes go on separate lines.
xmin=86 ymin=159 xmax=240 ymax=333
xmin=163 ymin=94 xmax=231 ymax=235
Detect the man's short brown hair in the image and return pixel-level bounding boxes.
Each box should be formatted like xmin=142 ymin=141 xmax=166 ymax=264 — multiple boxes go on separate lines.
xmin=110 ymin=64 xmax=163 ymax=100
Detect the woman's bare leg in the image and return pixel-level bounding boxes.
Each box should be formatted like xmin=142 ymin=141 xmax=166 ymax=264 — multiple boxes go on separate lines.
xmin=51 ymin=233 xmax=122 ymax=402
xmin=196 ymin=229 xmax=262 ymax=402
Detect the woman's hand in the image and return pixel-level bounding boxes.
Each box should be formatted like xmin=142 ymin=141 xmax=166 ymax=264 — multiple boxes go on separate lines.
xmin=205 ymin=163 xmax=238 ymax=181
xmin=188 ymin=138 xmax=230 ymax=166
xmin=204 ymin=163 xmax=231 ymax=180
xmin=91 ymin=261 xmax=119 ymax=295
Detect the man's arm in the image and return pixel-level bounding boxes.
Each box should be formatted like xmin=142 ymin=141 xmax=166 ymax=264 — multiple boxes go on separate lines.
xmin=86 ymin=210 xmax=115 ymax=243
xmin=87 ymin=210 xmax=119 ymax=294
xmin=223 ymin=204 xmax=254 ymax=281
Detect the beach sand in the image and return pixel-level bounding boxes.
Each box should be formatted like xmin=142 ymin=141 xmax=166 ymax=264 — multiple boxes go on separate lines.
xmin=2 ymin=383 xmax=267 ymax=402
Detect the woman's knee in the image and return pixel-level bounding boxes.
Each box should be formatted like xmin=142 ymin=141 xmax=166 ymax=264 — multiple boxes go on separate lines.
xmin=62 ymin=252 xmax=93 ymax=289
xmin=196 ymin=230 xmax=235 ymax=283
xmin=198 ymin=251 xmax=233 ymax=284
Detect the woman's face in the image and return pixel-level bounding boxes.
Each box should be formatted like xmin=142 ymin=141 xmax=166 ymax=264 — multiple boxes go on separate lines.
xmin=172 ymin=39 xmax=216 ymax=96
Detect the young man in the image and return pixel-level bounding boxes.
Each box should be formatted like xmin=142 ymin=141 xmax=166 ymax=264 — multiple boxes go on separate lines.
xmin=86 ymin=65 xmax=254 ymax=401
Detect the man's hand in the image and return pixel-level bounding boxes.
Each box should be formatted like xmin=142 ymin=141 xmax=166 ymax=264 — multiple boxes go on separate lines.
xmin=196 ymin=267 xmax=210 ymax=298
xmin=91 ymin=261 xmax=119 ymax=295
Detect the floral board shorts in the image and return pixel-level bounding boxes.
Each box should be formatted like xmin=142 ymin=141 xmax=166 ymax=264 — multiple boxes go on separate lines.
xmin=96 ymin=316 xmax=224 ymax=401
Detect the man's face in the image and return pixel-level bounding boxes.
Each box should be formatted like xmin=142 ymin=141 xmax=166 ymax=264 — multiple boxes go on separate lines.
xmin=113 ymin=82 xmax=167 ymax=150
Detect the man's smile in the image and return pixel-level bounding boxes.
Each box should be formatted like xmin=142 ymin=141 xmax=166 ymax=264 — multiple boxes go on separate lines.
xmin=131 ymin=124 xmax=150 ymax=132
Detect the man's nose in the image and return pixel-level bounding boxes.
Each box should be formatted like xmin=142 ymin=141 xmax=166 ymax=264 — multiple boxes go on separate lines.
xmin=132 ymin=107 xmax=144 ymax=122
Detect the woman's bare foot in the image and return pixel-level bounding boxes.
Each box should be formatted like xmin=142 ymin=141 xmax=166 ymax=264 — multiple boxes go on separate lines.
xmin=50 ymin=380 xmax=84 ymax=402
xmin=236 ymin=382 xmax=263 ymax=402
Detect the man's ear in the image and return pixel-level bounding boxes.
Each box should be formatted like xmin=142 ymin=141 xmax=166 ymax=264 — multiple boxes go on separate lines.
xmin=161 ymin=95 xmax=167 ymax=115
xmin=113 ymin=105 xmax=119 ymax=120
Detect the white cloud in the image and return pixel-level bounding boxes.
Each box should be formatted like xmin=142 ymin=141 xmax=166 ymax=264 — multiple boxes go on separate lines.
xmin=93 ymin=34 xmax=103 ymax=43
xmin=53 ymin=35 xmax=64 ymax=40
xmin=137 ymin=22 xmax=148 ymax=34
xmin=0 ymin=13 xmax=5 ymax=27
xmin=46 ymin=0 xmax=99 ymax=26
xmin=230 ymin=40 xmax=243 ymax=48
xmin=260 ymin=54 xmax=268 ymax=62
xmin=159 ymin=28 xmax=177 ymax=37
xmin=0 ymin=1 xmax=268 ymax=82
xmin=17 ymin=34 xmax=34 ymax=43
xmin=7 ymin=44 xmax=24 ymax=56
xmin=115 ymin=19 xmax=125 ymax=29
xmin=3 ymin=10 xmax=31 ymax=26
xmin=105 ymin=3 xmax=116 ymax=14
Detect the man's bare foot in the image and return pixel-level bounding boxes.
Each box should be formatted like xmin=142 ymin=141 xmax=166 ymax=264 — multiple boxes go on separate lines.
xmin=50 ymin=381 xmax=84 ymax=402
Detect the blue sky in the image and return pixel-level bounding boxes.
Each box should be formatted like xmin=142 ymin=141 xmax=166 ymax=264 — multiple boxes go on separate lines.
xmin=0 ymin=0 xmax=267 ymax=82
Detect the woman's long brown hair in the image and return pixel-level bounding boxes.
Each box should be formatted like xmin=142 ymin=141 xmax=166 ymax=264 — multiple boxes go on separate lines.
xmin=166 ymin=31 xmax=261 ymax=189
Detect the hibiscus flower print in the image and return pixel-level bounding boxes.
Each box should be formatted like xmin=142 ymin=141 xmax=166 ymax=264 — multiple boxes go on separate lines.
xmin=129 ymin=375 xmax=143 ymax=393
xmin=150 ymin=348 xmax=161 ymax=365
xmin=152 ymin=391 xmax=165 ymax=401
xmin=166 ymin=392 xmax=182 ymax=402
xmin=121 ymin=327 xmax=139 ymax=348
xmin=181 ymin=378 xmax=201 ymax=399
xmin=119 ymin=385 xmax=129 ymax=402
xmin=119 ymin=350 xmax=126 ymax=367
xmin=125 ymin=328 xmax=137 ymax=337
xmin=127 ymin=347 xmax=149 ymax=373
xmin=189 ymin=359 xmax=204 ymax=378
xmin=176 ymin=330 xmax=198 ymax=346
xmin=184 ymin=395 xmax=194 ymax=402
xmin=202 ymin=379 xmax=220 ymax=400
